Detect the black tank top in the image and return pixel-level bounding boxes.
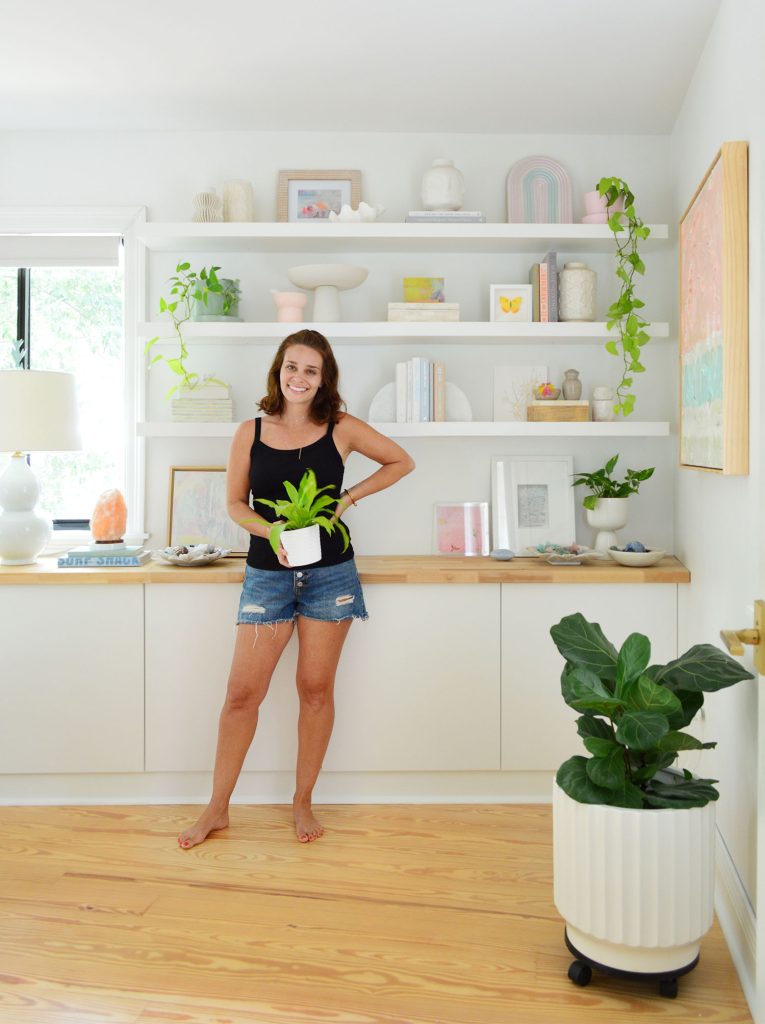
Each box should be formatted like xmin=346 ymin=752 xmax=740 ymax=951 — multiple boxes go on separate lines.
xmin=246 ymin=417 xmax=354 ymax=571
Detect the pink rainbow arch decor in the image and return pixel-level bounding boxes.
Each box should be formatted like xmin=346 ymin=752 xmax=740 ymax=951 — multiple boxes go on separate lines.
xmin=506 ymin=155 xmax=573 ymax=224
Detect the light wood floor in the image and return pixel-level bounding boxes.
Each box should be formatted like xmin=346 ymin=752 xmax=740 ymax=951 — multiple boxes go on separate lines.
xmin=0 ymin=804 xmax=752 ymax=1024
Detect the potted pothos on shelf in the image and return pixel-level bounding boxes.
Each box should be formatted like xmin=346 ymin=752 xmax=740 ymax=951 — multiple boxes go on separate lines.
xmin=255 ymin=468 xmax=349 ymax=567
xmin=191 ymin=264 xmax=242 ymax=322
xmin=571 ymin=454 xmax=654 ymax=551
xmin=550 ymin=613 xmax=753 ymax=996
xmin=145 ymin=261 xmax=230 ymax=399
xmin=597 ymin=176 xmax=651 ymax=418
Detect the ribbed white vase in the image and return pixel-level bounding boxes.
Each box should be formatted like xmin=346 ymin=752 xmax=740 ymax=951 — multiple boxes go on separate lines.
xmin=553 ymin=784 xmax=715 ymax=973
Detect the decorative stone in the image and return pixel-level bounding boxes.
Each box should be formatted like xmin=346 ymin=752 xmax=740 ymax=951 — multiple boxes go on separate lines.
xmin=91 ymin=489 xmax=127 ymax=543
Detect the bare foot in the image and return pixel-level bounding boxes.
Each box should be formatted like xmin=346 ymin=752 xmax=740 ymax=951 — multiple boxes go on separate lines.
xmin=178 ymin=806 xmax=229 ymax=849
xmin=293 ymin=803 xmax=324 ymax=843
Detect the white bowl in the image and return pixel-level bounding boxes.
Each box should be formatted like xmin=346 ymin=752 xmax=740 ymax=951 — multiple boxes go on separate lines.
xmin=287 ymin=263 xmax=368 ymax=291
xmin=608 ymin=548 xmax=666 ymax=567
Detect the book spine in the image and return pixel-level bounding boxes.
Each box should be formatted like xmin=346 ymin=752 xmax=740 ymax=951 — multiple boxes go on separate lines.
xmin=420 ymin=358 xmax=431 ymax=422
xmin=407 ymin=358 xmax=415 ymax=422
xmin=395 ymin=362 xmax=407 ymax=423
xmin=545 ymin=251 xmax=558 ymax=322
xmin=58 ymin=557 xmax=148 ymax=567
xmin=529 ymin=263 xmax=540 ymax=322
xmin=433 ymin=361 xmax=446 ymax=421
xmin=539 ymin=262 xmax=549 ymax=322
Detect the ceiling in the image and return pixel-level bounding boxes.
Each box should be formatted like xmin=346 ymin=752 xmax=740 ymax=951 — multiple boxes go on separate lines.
xmin=2 ymin=0 xmax=720 ymax=134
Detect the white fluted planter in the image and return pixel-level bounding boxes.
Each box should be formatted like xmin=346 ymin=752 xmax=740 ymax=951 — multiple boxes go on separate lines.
xmin=553 ymin=783 xmax=715 ymax=974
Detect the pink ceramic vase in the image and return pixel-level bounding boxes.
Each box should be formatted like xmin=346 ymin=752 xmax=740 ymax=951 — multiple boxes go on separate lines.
xmin=583 ymin=190 xmax=626 ymax=216
xmin=271 ymin=290 xmax=307 ymax=323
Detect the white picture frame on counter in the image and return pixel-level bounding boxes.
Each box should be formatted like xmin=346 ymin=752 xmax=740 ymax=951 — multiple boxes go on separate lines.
xmin=491 ymin=455 xmax=575 ymax=552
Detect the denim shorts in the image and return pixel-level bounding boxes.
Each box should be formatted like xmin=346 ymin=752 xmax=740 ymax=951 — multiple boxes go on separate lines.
xmin=236 ymin=559 xmax=368 ymax=626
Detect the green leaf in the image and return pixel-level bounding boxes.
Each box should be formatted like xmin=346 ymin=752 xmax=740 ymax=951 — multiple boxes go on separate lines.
xmin=576 ymin=715 xmax=613 ymax=742
xmin=562 ymin=666 xmax=623 ymax=715
xmin=643 ymin=776 xmax=720 ymax=808
xmin=583 ymin=736 xmax=620 ymax=757
xmin=605 ymin=778 xmax=646 ymax=809
xmin=621 ymin=674 xmax=682 ymax=717
xmin=556 ymin=756 xmax=614 ymax=805
xmin=615 ymin=710 xmax=669 ymax=750
xmin=653 ymin=643 xmax=755 ymax=693
xmin=166 ymin=357 xmax=186 ymax=377
xmin=550 ymin=613 xmax=619 ymax=678
xmin=267 ymin=521 xmax=287 ymax=555
xmin=605 ymin=340 xmax=618 ymax=356
xmin=657 ymin=730 xmax=716 ymax=753
xmin=615 ymin=633 xmax=651 ymax=693
xmin=586 ymin=747 xmax=627 ymax=790
xmin=663 ymin=687 xmax=705 ymax=729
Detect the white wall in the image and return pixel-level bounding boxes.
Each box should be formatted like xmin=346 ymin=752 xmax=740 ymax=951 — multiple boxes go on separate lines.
xmin=1 ymin=130 xmax=675 ymax=553
xmin=671 ymin=0 xmax=763 ymax=913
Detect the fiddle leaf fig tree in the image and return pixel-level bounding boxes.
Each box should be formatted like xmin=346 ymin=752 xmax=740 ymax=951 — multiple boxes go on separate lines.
xmin=551 ymin=613 xmax=754 ymax=809
xmin=597 ymin=176 xmax=652 ymax=418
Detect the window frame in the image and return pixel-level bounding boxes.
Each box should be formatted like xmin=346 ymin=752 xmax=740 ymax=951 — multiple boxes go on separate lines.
xmin=0 ymin=206 xmax=146 ymax=548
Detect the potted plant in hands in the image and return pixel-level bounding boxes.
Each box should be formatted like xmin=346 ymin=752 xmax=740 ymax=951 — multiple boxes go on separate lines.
xmin=550 ymin=613 xmax=753 ymax=997
xmin=571 ymin=454 xmax=654 ymax=552
xmin=144 ymin=261 xmax=230 ymax=405
xmin=255 ymin=468 xmax=349 ymax=567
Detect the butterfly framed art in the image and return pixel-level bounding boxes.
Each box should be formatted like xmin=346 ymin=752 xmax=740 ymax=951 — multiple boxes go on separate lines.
xmin=490 ymin=284 xmax=533 ymax=323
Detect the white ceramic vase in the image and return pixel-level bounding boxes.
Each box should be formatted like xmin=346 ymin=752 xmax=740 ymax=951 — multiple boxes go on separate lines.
xmin=421 ymin=159 xmax=465 ymax=211
xmin=591 ymin=386 xmax=615 ymax=422
xmin=553 ymin=784 xmax=715 ymax=975
xmin=559 ymin=262 xmax=596 ymax=321
xmin=586 ymin=497 xmax=628 ymax=551
xmin=223 ymin=179 xmax=254 ymax=222
xmin=281 ymin=524 xmax=322 ymax=566
xmin=191 ymin=189 xmax=223 ymax=223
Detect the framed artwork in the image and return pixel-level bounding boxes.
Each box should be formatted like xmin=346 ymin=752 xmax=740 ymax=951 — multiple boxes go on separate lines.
xmin=277 ymin=169 xmax=362 ymax=222
xmin=491 ymin=455 xmax=575 ymax=551
xmin=679 ymin=141 xmax=748 ymax=474
xmin=168 ymin=466 xmax=250 ymax=555
xmin=433 ymin=502 xmax=489 ymax=556
xmin=493 ymin=364 xmax=548 ymax=421
xmin=490 ymin=284 xmax=533 ymax=323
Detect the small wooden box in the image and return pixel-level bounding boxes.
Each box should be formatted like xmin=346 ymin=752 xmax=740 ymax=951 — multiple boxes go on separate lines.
xmin=527 ymin=400 xmax=590 ymax=422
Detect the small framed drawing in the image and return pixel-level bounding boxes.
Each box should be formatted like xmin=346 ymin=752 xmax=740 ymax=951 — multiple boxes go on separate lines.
xmin=491 ymin=455 xmax=575 ymax=551
xmin=434 ymin=502 xmax=489 ymax=556
xmin=493 ymin=365 xmax=548 ymax=421
xmin=168 ymin=466 xmax=250 ymax=555
xmin=277 ymin=169 xmax=362 ymax=223
xmin=490 ymin=284 xmax=533 ymax=323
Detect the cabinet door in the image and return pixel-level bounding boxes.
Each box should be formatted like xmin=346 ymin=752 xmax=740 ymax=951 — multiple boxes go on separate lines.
xmin=501 ymin=584 xmax=677 ymax=771
xmin=326 ymin=584 xmax=501 ymax=771
xmin=0 ymin=586 xmax=144 ymax=773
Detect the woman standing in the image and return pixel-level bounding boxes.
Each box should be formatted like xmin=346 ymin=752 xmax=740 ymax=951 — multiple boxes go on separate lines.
xmin=179 ymin=330 xmax=414 ymax=848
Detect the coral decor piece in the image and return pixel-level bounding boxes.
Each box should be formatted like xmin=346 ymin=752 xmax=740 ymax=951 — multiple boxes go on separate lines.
xmin=91 ymin=489 xmax=127 ymax=543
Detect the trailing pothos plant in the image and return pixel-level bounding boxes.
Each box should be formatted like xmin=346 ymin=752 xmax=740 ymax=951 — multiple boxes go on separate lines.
xmin=571 ymin=454 xmax=654 ymax=510
xmin=550 ymin=613 xmax=753 ymax=809
xmin=255 ymin=468 xmax=349 ymax=556
xmin=145 ymin=261 xmax=229 ymax=398
xmin=597 ymin=176 xmax=651 ymax=418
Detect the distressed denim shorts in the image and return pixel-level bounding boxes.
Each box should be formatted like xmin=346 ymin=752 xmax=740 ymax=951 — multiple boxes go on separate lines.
xmin=236 ymin=559 xmax=369 ymax=626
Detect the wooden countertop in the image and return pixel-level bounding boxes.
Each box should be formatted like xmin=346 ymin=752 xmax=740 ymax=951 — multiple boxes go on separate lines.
xmin=0 ymin=554 xmax=690 ymax=585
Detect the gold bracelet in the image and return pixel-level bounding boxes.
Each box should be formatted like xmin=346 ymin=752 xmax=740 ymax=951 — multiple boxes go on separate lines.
xmin=344 ymin=488 xmax=358 ymax=507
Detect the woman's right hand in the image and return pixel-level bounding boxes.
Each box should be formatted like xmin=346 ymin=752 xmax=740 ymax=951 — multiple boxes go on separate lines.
xmin=276 ymin=544 xmax=291 ymax=568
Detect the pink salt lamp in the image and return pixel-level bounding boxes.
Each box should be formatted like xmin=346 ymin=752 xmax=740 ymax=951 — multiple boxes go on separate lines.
xmin=91 ymin=489 xmax=127 ymax=543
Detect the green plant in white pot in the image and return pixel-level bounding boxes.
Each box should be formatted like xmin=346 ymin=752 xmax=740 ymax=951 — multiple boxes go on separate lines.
xmin=571 ymin=454 xmax=654 ymax=552
xmin=191 ymin=265 xmax=242 ymax=322
xmin=255 ymin=468 xmax=349 ymax=567
xmin=550 ymin=612 xmax=753 ymax=996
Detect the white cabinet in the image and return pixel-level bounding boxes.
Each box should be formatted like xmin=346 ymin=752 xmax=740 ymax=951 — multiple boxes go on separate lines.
xmin=0 ymin=586 xmax=144 ymax=773
xmin=145 ymin=583 xmax=501 ymax=773
xmin=500 ymin=584 xmax=677 ymax=771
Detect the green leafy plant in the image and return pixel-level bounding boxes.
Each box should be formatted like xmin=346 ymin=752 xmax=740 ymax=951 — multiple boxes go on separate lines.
xmin=551 ymin=613 xmax=754 ymax=809
xmin=195 ymin=266 xmax=241 ymax=317
xmin=255 ymin=468 xmax=349 ymax=556
xmin=597 ymin=176 xmax=652 ymax=418
xmin=144 ymin=261 xmax=228 ymax=398
xmin=571 ymin=454 xmax=654 ymax=510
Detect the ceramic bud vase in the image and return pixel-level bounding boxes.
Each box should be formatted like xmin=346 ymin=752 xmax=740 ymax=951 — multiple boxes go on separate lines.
xmin=271 ymin=290 xmax=307 ymax=323
xmin=586 ymin=497 xmax=629 ymax=552
xmin=223 ymin=179 xmax=254 ymax=222
xmin=281 ymin=524 xmax=322 ymax=566
xmin=191 ymin=188 xmax=223 ymax=223
xmin=592 ymin=385 xmax=615 ymax=422
xmin=558 ymin=262 xmax=596 ymax=322
xmin=562 ymin=369 xmax=582 ymax=400
xmin=421 ymin=159 xmax=465 ymax=211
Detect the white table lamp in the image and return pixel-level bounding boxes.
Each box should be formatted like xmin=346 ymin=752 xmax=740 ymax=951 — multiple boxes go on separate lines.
xmin=0 ymin=370 xmax=81 ymax=565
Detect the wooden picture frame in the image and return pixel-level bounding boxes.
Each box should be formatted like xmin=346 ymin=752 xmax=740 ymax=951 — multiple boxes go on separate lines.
xmin=168 ymin=466 xmax=250 ymax=555
xmin=491 ymin=455 xmax=575 ymax=552
xmin=277 ymin=169 xmax=361 ymax=223
xmin=679 ymin=141 xmax=748 ymax=474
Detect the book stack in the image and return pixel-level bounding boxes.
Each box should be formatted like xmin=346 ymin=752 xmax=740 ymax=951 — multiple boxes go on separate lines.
xmin=171 ymin=398 xmax=233 ymax=422
xmin=529 ymin=251 xmax=559 ymax=322
xmin=405 ymin=210 xmax=486 ymax=224
xmin=395 ymin=358 xmax=446 ymax=422
xmin=58 ymin=544 xmax=150 ymax=568
xmin=388 ymin=302 xmax=460 ymax=322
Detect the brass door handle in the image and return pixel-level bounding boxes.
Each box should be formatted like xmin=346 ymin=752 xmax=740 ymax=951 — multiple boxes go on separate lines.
xmin=720 ymin=600 xmax=765 ymax=674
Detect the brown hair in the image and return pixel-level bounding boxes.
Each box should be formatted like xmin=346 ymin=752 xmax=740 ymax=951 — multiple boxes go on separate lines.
xmin=257 ymin=329 xmax=345 ymax=424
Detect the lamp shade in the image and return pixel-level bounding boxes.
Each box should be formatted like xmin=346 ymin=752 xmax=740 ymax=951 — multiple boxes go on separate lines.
xmin=0 ymin=370 xmax=81 ymax=452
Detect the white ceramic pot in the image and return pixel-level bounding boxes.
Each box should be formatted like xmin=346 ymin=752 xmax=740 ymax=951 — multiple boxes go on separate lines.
xmin=421 ymin=159 xmax=465 ymax=211
xmin=280 ymin=523 xmax=322 ymax=566
xmin=558 ymin=262 xmax=596 ymax=322
xmin=586 ymin=497 xmax=629 ymax=552
xmin=591 ymin=386 xmax=614 ymax=422
xmin=553 ymin=784 xmax=715 ymax=974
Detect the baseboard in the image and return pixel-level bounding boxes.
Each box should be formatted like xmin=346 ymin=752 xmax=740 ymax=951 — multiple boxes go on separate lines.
xmin=715 ymin=828 xmax=757 ymax=1019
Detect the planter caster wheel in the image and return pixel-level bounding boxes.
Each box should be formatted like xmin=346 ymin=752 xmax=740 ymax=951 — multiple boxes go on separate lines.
xmin=568 ymin=960 xmax=593 ymax=987
xmin=659 ymin=978 xmax=678 ymax=999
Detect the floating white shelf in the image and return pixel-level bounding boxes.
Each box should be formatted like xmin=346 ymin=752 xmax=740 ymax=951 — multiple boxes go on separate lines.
xmin=136 ymin=221 xmax=669 ymax=255
xmin=138 ymin=320 xmax=670 ymax=345
xmin=138 ymin=421 xmax=671 ymax=439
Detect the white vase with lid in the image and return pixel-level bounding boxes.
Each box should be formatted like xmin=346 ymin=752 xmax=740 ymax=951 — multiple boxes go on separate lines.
xmin=592 ymin=385 xmax=615 ymax=422
xmin=559 ymin=261 xmax=596 ymax=321
xmin=421 ymin=159 xmax=465 ymax=211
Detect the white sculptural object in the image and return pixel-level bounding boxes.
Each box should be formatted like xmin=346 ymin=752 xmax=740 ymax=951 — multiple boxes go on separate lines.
xmin=328 ymin=202 xmax=384 ymax=223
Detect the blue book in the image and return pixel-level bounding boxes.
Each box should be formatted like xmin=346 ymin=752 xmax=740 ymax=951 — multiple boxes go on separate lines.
xmin=58 ymin=552 xmax=150 ymax=567
xmin=63 ymin=545 xmax=144 ymax=560
xmin=543 ymin=251 xmax=559 ymax=322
